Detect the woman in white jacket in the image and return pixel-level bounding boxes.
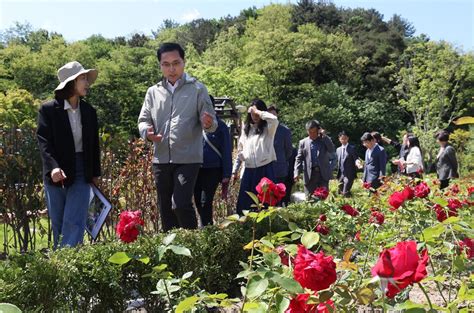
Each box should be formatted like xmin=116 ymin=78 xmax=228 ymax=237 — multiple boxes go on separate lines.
xmin=232 ymin=99 xmax=278 ymax=215
xmin=402 ymin=135 xmax=424 ymax=178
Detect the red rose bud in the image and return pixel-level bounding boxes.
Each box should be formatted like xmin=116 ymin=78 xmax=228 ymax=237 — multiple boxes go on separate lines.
xmin=275 ymin=245 xmax=290 ymax=266
xmin=341 ymin=204 xmax=359 ymax=217
xmin=313 ymin=187 xmax=329 ymax=200
xmin=363 ymin=182 xmax=372 ymax=190
xmin=371 ymin=241 xmax=429 ymax=298
xmin=286 ymin=293 xmax=316 ymax=313
xmin=447 ymin=198 xmax=462 ymax=210
xmin=388 ymin=191 xmax=405 ymax=210
xmin=450 ymin=184 xmax=460 ymax=195
xmin=293 ymin=245 xmax=337 ymax=292
xmin=414 ymin=181 xmax=430 ymax=198
xmin=354 ymin=231 xmax=361 ymax=241
xmin=468 ymin=186 xmax=474 ymax=196
xmin=369 ymin=210 xmax=385 ymax=225
xmin=317 ymin=299 xmax=335 ymax=313
xmin=459 ymin=238 xmax=474 ymax=259
xmin=319 ymin=214 xmax=327 ymax=222
xmin=316 ymin=224 xmax=330 ymax=235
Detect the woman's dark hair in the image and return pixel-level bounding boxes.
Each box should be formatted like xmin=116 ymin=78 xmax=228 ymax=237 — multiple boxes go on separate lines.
xmin=244 ymin=98 xmax=268 ymax=136
xmin=407 ymin=135 xmax=422 ymax=155
xmin=371 ymin=131 xmax=383 ymax=144
xmin=54 ymin=80 xmax=76 ymax=100
xmin=435 ymin=130 xmax=450 ymax=142
xmin=157 ymin=42 xmax=185 ymax=61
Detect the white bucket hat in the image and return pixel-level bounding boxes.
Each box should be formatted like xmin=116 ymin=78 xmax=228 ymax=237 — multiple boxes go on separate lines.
xmin=55 ymin=61 xmax=98 ymax=91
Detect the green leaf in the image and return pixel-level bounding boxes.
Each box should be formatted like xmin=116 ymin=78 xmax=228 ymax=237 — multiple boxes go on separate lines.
xmin=275 ymin=294 xmax=290 ymax=313
xmin=137 ymin=256 xmax=150 ymax=264
xmin=0 ymin=303 xmax=22 ymax=313
xmin=169 ymin=245 xmax=191 ymax=257
xmin=273 ymin=231 xmax=292 ymax=238
xmin=291 ymin=233 xmax=301 ymax=241
xmin=243 ymin=301 xmax=268 ymax=313
xmin=288 ymin=222 xmax=298 ymax=231
xmin=245 ymin=191 xmax=260 ymax=207
xmin=442 ymin=216 xmax=460 ymax=225
xmin=422 ymin=223 xmax=445 ymax=242
xmin=182 ymin=271 xmax=193 ymax=280
xmin=356 ymin=287 xmax=375 ymax=305
xmin=108 ymin=252 xmax=132 ymax=265
xmin=301 ymin=231 xmax=320 ymax=249
xmin=163 ymin=233 xmax=176 ymax=246
xmin=272 ymin=275 xmax=304 ymax=293
xmin=453 ymin=116 xmax=474 ymax=125
xmin=152 ymin=264 xmax=168 ymax=272
xmin=432 ymin=197 xmax=448 ymax=207
xmin=246 ymin=277 xmax=269 ymax=299
xmin=175 ymin=296 xmax=199 ymax=313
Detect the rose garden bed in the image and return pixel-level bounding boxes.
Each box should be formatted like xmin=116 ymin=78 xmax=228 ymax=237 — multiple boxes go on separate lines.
xmin=0 ymin=176 xmax=473 ymax=312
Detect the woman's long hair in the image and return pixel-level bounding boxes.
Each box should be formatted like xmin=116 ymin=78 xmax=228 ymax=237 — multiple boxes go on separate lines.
xmin=408 ymin=135 xmax=422 ymax=157
xmin=244 ymin=98 xmax=268 ymax=136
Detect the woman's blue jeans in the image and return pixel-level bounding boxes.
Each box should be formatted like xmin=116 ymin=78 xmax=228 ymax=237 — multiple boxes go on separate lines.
xmin=44 ymin=153 xmax=92 ymax=248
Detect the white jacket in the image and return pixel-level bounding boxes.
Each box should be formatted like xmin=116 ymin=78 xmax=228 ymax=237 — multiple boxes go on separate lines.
xmin=232 ymin=112 xmax=278 ymax=173
xmin=406 ymin=146 xmax=423 ymax=174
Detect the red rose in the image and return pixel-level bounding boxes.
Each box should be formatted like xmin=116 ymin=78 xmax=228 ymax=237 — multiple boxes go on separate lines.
xmin=363 ymin=182 xmax=372 ymax=190
xmin=434 ymin=205 xmax=448 ymax=222
xmin=449 ymin=184 xmax=460 ymax=196
xmin=388 ymin=191 xmax=405 ymax=210
xmin=468 ymin=186 xmax=474 ymax=196
xmin=371 ymin=241 xmax=429 ymax=298
xmin=341 ymin=204 xmax=359 ymax=217
xmin=402 ymin=186 xmax=415 ymax=200
xmin=116 ymin=210 xmax=144 ymax=243
xmin=286 ymin=293 xmax=316 ymax=313
xmin=354 ymin=231 xmax=361 ymax=241
xmin=275 ymin=245 xmax=290 ymax=266
xmin=319 ymin=214 xmax=327 ymax=222
xmin=459 ymin=238 xmax=474 ymax=259
xmin=447 ymin=198 xmax=462 ymax=210
xmin=414 ymin=182 xmax=430 ymax=198
xmin=293 ymin=245 xmax=337 ymax=292
xmin=316 ymin=224 xmax=330 ymax=235
xmin=369 ymin=210 xmax=385 ymax=225
xmin=313 ymin=187 xmax=329 ymax=200
xmin=256 ymin=177 xmax=286 ymax=206
xmin=317 ymin=299 xmax=335 ymax=313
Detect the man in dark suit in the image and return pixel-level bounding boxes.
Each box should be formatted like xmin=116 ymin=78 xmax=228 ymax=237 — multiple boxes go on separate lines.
xmin=435 ymin=130 xmax=459 ymax=189
xmin=268 ymin=106 xmax=293 ymax=205
xmin=336 ymin=131 xmax=357 ymax=197
xmin=294 ymin=120 xmax=335 ymax=196
xmin=359 ymin=132 xmax=383 ymax=190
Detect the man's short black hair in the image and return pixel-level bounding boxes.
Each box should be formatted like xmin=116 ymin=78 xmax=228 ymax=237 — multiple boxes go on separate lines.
xmin=361 ymin=132 xmax=374 ymax=142
xmin=306 ymin=120 xmax=321 ymax=130
xmin=157 ymin=42 xmax=185 ymax=62
xmin=338 ymin=131 xmax=348 ymax=137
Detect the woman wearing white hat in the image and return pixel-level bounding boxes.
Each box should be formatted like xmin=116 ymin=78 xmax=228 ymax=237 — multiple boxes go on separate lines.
xmin=37 ymin=61 xmax=101 ymax=248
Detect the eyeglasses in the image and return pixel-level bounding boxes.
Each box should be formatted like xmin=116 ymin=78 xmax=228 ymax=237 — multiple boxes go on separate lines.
xmin=160 ymin=61 xmax=183 ymax=69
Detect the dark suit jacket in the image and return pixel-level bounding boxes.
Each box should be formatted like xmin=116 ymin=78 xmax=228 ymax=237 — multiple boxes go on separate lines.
xmin=37 ymin=98 xmax=101 ymax=187
xmin=336 ymin=144 xmax=357 ymax=180
xmin=363 ymin=144 xmax=383 ymax=183
xmin=294 ymin=135 xmax=335 ymax=184
xmin=436 ymin=144 xmax=459 ymax=180
xmin=273 ymin=124 xmax=293 ymax=178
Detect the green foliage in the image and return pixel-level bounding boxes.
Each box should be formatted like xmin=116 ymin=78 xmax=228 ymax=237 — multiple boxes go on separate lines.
xmin=0 ymin=89 xmax=38 ymax=128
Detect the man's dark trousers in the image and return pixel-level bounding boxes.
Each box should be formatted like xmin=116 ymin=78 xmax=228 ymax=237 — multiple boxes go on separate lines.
xmin=153 ymin=163 xmax=200 ymax=231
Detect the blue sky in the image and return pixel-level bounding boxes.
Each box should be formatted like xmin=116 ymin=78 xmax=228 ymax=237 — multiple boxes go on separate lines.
xmin=1 ymin=0 xmax=473 ymax=52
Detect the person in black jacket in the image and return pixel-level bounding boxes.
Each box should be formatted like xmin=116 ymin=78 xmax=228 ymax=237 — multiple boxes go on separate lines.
xmin=435 ymin=130 xmax=459 ymax=189
xmin=37 ymin=61 xmax=101 ymax=248
xmin=336 ymin=131 xmax=358 ymax=197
